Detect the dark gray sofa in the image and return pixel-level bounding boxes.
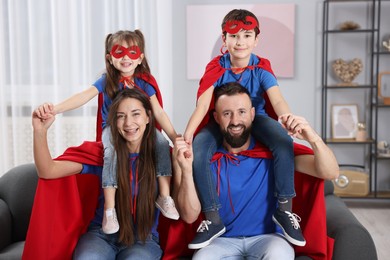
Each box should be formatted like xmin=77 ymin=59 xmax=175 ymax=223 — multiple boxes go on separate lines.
xmin=0 ymin=163 xmax=378 ymax=260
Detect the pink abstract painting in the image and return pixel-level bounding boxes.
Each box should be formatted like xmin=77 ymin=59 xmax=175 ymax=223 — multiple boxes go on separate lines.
xmin=187 ymin=4 xmax=295 ymax=79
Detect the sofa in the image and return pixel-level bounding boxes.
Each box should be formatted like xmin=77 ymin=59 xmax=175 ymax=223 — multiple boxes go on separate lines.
xmin=0 ymin=163 xmax=378 ymax=260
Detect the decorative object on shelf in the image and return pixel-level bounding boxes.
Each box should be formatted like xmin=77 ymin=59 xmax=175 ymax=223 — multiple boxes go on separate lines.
xmin=377 ymin=141 xmax=390 ymax=157
xmin=332 ymin=58 xmax=363 ymax=86
xmin=355 ymin=122 xmax=367 ymax=142
xmin=339 ymin=21 xmax=360 ymax=31
xmin=331 ymin=104 xmax=358 ymax=139
xmin=383 ymin=38 xmax=390 ymax=52
xmin=333 ymin=166 xmax=369 ymax=197
xmin=378 ymin=71 xmax=390 ymax=105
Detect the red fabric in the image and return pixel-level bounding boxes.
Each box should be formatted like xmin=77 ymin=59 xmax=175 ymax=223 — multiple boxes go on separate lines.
xmin=22 ymin=142 xmax=103 ymax=260
xmin=95 ymin=73 xmax=163 ymax=141
xmin=159 ymin=143 xmax=334 ymax=260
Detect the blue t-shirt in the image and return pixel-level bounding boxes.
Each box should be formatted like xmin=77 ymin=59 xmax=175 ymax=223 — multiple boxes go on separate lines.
xmin=214 ymin=53 xmax=278 ymax=116
xmin=93 ymin=74 xmax=157 ymax=129
xmin=80 ymin=153 xmax=159 ymax=238
xmin=211 ymin=137 xmax=281 ymax=237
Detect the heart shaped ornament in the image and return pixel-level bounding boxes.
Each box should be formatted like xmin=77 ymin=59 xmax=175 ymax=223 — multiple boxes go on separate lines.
xmin=332 ymin=58 xmax=363 ymax=86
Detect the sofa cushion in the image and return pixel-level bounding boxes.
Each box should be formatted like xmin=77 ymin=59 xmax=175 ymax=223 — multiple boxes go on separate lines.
xmin=324 ymin=180 xmax=334 ymax=196
xmin=0 ymin=199 xmax=12 ymax=250
xmin=0 ymin=241 xmax=25 ymax=260
xmin=0 ymin=164 xmax=38 ymax=242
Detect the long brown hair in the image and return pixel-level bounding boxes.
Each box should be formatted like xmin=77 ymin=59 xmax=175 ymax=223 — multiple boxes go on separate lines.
xmin=104 ymin=30 xmax=152 ymax=100
xmin=107 ymin=88 xmax=157 ymax=245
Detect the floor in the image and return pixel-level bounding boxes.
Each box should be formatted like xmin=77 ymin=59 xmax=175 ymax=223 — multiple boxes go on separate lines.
xmin=346 ymin=200 xmax=390 ymax=260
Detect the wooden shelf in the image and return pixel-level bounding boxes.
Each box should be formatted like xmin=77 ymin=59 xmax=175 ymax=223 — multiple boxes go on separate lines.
xmin=326 ymin=138 xmax=375 ymax=144
xmin=326 ymin=29 xmax=376 ymax=33
xmin=324 ymin=84 xmax=375 ymax=89
xmin=339 ymin=191 xmax=390 ymax=199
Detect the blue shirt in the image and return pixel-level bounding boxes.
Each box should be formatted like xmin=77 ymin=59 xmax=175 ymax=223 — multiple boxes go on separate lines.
xmin=81 ymin=153 xmax=159 ymax=238
xmin=211 ymin=137 xmax=281 ymax=237
xmin=93 ymin=74 xmax=157 ymax=128
xmin=215 ymin=53 xmax=278 ymax=116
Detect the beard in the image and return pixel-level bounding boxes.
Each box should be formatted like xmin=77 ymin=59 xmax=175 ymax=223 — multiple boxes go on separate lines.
xmin=221 ymin=124 xmax=252 ymax=148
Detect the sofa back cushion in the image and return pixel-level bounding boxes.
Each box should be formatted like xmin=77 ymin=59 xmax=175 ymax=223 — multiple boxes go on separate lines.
xmin=0 ymin=163 xmax=38 ymax=242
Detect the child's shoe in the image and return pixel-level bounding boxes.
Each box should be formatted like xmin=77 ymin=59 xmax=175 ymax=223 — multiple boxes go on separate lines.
xmin=102 ymin=208 xmax=119 ymax=234
xmin=155 ymin=195 xmax=180 ymax=220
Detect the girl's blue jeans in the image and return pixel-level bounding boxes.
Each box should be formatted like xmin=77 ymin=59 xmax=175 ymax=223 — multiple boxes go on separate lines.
xmin=192 ymin=115 xmax=295 ymax=212
xmin=102 ymin=127 xmax=171 ymax=188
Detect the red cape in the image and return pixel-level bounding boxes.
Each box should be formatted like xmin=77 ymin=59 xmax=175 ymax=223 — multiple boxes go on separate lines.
xmin=95 ymin=73 xmax=163 ymax=142
xmin=22 ymin=142 xmax=103 ymax=260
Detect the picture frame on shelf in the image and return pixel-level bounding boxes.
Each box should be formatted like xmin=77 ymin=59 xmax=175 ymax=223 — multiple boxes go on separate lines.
xmin=378 ymin=71 xmax=390 ymax=105
xmin=331 ymin=104 xmax=358 ymax=139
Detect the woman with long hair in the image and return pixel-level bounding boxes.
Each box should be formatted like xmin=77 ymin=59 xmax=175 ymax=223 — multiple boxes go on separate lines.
xmin=32 ymin=88 xmax=162 ymax=259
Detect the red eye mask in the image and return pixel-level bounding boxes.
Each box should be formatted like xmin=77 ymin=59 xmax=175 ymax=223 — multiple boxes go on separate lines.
xmin=223 ymin=16 xmax=259 ymax=34
xmin=110 ymin=45 xmax=141 ymax=59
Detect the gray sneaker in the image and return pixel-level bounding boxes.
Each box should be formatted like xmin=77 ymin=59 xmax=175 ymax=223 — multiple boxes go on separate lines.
xmin=272 ymin=209 xmax=306 ymax=246
xmin=188 ymin=220 xmax=226 ymax=249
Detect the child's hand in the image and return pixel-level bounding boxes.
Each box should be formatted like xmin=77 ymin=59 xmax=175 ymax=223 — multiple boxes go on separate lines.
xmin=173 ymin=136 xmax=193 ymax=170
xmin=279 ymin=113 xmax=298 ymax=136
xmin=34 ymin=103 xmax=55 ymax=120
xmin=183 ymin=132 xmax=194 ymax=158
xmin=183 ymin=132 xmax=193 ymax=146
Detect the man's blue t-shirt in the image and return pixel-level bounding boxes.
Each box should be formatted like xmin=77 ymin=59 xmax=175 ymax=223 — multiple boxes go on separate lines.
xmin=93 ymin=74 xmax=157 ymax=129
xmin=211 ymin=137 xmax=281 ymax=237
xmin=215 ymin=53 xmax=278 ymax=116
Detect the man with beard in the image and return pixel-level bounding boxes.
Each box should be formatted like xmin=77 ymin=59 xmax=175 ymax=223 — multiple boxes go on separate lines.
xmin=173 ymin=82 xmax=339 ymax=259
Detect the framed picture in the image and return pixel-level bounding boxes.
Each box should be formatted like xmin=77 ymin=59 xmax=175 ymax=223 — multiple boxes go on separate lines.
xmin=331 ymin=104 xmax=359 ymax=139
xmin=378 ymin=71 xmax=390 ymax=105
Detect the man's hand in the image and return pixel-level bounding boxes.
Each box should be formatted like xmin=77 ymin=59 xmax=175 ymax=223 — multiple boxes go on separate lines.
xmin=32 ymin=109 xmax=56 ymax=132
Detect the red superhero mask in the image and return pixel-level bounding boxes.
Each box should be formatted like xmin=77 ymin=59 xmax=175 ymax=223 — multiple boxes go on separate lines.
xmin=223 ymin=16 xmax=259 ymax=34
xmin=110 ymin=45 xmax=141 ymax=60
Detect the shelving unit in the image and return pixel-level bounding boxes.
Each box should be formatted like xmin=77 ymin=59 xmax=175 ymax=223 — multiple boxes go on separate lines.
xmin=321 ymin=0 xmax=390 ymax=199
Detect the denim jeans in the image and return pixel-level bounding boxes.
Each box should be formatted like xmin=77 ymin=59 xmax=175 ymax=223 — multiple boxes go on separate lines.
xmin=192 ymin=115 xmax=295 ymax=212
xmin=73 ymin=225 xmax=162 ymax=260
xmin=102 ymin=127 xmax=172 ymax=188
xmin=192 ymin=233 xmax=294 ymax=259
xmin=252 ymin=115 xmax=295 ymax=199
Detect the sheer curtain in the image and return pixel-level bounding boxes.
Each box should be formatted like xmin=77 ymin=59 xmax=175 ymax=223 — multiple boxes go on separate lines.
xmin=0 ymin=0 xmax=173 ymax=175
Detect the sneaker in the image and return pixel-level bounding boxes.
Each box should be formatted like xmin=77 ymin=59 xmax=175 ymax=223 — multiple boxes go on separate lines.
xmin=188 ymin=220 xmax=226 ymax=249
xmin=272 ymin=209 xmax=306 ymax=247
xmin=155 ymin=195 xmax=180 ymax=220
xmin=102 ymin=208 xmax=119 ymax=234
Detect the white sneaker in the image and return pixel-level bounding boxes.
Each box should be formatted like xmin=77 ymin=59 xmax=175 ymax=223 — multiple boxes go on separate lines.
xmin=102 ymin=208 xmax=119 ymax=234
xmin=155 ymin=195 xmax=180 ymax=220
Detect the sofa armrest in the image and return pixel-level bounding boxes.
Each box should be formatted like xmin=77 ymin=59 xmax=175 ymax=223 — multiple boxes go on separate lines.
xmin=325 ymin=194 xmax=377 ymax=260
xmin=0 ymin=199 xmax=12 ymax=251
